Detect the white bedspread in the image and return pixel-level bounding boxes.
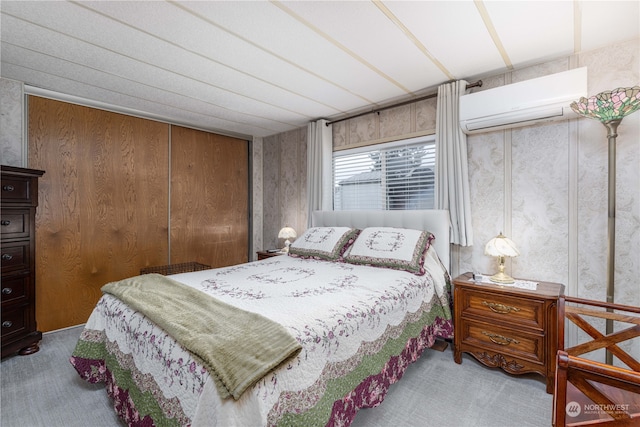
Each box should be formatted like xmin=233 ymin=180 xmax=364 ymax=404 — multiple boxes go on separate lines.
xmin=74 ymin=248 xmax=451 ymax=426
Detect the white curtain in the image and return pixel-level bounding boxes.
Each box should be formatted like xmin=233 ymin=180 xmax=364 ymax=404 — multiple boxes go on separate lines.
xmin=435 ymin=80 xmax=473 ymax=246
xmin=307 ymin=119 xmax=333 ymax=226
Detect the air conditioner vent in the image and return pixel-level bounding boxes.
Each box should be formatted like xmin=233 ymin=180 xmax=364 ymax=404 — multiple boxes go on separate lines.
xmin=459 ymin=68 xmax=587 ymax=134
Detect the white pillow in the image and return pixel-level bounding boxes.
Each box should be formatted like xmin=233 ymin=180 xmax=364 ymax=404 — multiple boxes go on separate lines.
xmin=344 ymin=227 xmax=434 ymax=275
xmin=288 ymin=227 xmax=360 ymax=261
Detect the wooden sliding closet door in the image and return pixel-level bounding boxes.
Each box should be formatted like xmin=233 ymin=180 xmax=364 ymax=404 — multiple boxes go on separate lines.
xmin=28 ymin=97 xmax=169 ymax=331
xmin=170 ymin=126 xmax=248 ymax=268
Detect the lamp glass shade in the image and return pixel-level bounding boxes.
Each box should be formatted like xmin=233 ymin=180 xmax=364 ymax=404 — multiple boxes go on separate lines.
xmin=484 ymin=233 xmax=520 ymax=257
xmin=484 ymin=233 xmax=519 ymax=284
xmin=278 ymin=227 xmax=297 ymax=240
xmin=570 ymin=86 xmax=640 ymax=122
xmin=278 ymin=226 xmax=297 ymax=253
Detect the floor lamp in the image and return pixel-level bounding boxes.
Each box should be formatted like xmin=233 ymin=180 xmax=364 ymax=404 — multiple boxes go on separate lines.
xmin=570 ymin=86 xmax=640 ymax=364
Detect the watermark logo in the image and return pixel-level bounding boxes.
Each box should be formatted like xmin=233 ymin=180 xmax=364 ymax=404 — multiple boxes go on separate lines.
xmin=566 ymin=401 xmax=582 ymax=417
xmin=584 ymin=403 xmax=630 ymax=415
xmin=566 ymin=401 xmax=632 ymax=418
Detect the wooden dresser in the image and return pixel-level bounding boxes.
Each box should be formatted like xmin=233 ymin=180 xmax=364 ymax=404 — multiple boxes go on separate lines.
xmin=453 ymin=272 xmax=564 ymax=393
xmin=1 ymin=165 xmax=45 ymax=358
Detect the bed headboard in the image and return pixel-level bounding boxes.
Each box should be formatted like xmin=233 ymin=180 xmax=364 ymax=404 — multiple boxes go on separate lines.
xmin=311 ymin=210 xmax=451 ymax=273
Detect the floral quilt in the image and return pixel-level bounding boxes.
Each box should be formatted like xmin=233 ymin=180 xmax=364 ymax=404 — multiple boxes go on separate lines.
xmin=70 ymin=247 xmax=453 ymax=426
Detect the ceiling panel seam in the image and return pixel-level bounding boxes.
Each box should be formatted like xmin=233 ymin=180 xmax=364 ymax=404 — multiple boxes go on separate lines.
xmin=68 ymin=1 xmax=343 ymax=114
xmin=7 ymin=58 xmax=287 ymax=135
xmin=573 ymin=1 xmax=582 ymax=53
xmin=2 ymin=41 xmax=307 ymax=131
xmin=473 ymin=0 xmax=513 ymax=70
xmin=2 ymin=10 xmax=319 ymax=124
xmin=270 ymin=0 xmax=412 ymax=97
xmin=173 ymin=0 xmax=378 ymax=107
xmin=2 ymin=40 xmax=305 ymax=130
xmin=374 ymin=0 xmax=454 ymax=81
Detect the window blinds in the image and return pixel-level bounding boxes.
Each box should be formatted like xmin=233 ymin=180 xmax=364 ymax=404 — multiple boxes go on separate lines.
xmin=333 ymin=135 xmax=436 ymax=211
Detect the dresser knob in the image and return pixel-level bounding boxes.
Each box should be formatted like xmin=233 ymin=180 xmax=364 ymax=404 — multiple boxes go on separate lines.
xmin=0 ymin=220 xmax=10 ymax=226
xmin=2 ymin=287 xmax=12 ymax=295
xmin=2 ymin=321 xmax=13 ymax=328
xmin=2 ymin=185 xmax=15 ymax=192
xmin=1 ymin=254 xmax=12 ymax=261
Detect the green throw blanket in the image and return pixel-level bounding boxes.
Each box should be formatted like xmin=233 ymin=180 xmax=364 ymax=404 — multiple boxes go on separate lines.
xmin=101 ymin=273 xmax=302 ymax=400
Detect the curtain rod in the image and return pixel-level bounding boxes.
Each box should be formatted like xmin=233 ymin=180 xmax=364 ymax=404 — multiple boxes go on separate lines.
xmin=325 ymin=80 xmax=482 ymax=126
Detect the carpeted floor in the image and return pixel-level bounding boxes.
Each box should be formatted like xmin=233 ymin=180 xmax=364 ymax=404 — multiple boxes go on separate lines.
xmin=0 ymin=326 xmax=552 ymax=426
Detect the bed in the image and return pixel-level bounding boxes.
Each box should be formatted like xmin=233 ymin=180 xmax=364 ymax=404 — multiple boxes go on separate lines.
xmin=70 ymin=210 xmax=453 ymax=426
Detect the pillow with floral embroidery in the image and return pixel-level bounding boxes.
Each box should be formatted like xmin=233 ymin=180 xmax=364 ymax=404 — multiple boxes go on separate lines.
xmin=288 ymin=227 xmax=360 ymax=261
xmin=344 ymin=227 xmax=434 ymax=275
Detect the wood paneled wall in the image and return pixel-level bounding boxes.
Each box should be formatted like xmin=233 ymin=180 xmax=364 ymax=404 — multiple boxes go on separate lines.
xmin=28 ymin=97 xmax=248 ymax=331
xmin=170 ymin=126 xmax=248 ymax=267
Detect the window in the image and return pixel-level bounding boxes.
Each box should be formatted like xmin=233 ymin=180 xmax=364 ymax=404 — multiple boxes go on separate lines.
xmin=333 ymin=135 xmax=435 ymax=211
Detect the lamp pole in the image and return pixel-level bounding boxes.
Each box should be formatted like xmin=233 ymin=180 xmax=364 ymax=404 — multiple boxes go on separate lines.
xmin=603 ymin=119 xmax=621 ymax=365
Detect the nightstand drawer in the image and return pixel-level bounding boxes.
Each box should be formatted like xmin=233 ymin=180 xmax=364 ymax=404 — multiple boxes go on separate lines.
xmin=460 ymin=289 xmax=544 ymax=331
xmin=460 ymin=319 xmax=544 ymax=364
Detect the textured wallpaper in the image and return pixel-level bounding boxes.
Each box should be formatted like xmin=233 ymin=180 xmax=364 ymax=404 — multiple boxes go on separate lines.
xmin=261 ymin=127 xmax=307 ymax=251
xmin=0 ymin=78 xmax=24 ymax=166
xmin=251 ymin=137 xmax=264 ymax=260
xmin=333 ymin=97 xmax=437 ymax=150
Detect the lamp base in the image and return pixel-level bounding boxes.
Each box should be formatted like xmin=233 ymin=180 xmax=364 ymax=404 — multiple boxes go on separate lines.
xmin=489 ymin=271 xmax=515 ymax=284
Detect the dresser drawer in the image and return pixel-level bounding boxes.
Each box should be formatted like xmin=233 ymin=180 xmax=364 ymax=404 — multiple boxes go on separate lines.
xmin=459 ymin=289 xmax=544 ymax=331
xmin=1 ymin=209 xmax=31 ymax=240
xmin=460 ymin=319 xmax=544 ymax=364
xmin=1 ymin=274 xmax=29 ymax=305
xmin=1 ymin=240 xmax=30 ymax=274
xmin=1 ymin=305 xmax=29 ymax=340
xmin=1 ymin=176 xmax=33 ymax=204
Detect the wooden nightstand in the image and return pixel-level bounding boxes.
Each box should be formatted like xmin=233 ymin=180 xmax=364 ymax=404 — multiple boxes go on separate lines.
xmin=453 ymin=272 xmax=564 ymax=393
xmin=256 ymin=250 xmax=284 ymax=260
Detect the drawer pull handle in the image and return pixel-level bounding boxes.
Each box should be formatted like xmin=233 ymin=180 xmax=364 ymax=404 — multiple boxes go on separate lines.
xmin=2 ymin=185 xmax=15 ymax=192
xmin=2 ymin=321 xmax=13 ymax=328
xmin=482 ymin=331 xmax=519 ymax=346
xmin=482 ymin=301 xmax=521 ymax=314
xmin=2 ymin=287 xmax=12 ymax=295
xmin=1 ymin=254 xmax=13 ymax=261
xmin=1 ymin=220 xmax=10 ymax=226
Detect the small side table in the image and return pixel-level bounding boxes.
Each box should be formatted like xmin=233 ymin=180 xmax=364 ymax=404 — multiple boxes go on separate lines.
xmin=453 ymin=272 xmax=564 ymax=393
xmin=256 ymin=250 xmax=284 ymax=260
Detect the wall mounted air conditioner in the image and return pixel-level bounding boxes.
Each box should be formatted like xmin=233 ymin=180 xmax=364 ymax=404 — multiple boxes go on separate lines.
xmin=459 ymin=67 xmax=587 ymax=134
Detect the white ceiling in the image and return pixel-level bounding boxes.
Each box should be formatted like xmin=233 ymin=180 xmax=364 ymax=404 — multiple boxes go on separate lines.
xmin=2 ymin=1 xmax=639 ymax=139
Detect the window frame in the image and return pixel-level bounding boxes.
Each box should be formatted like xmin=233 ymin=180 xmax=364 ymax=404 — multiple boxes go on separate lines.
xmin=332 ymin=134 xmax=436 ymax=211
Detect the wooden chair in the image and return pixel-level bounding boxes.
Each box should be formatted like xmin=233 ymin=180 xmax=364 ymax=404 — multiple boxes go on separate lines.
xmin=553 ymin=296 xmax=640 ymax=426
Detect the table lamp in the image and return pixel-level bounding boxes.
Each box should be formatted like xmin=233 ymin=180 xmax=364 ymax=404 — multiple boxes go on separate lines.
xmin=278 ymin=226 xmax=297 ymax=253
xmin=484 ymin=232 xmax=520 ymax=284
